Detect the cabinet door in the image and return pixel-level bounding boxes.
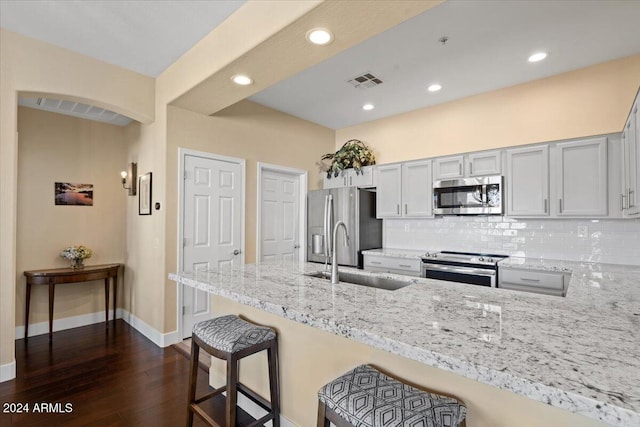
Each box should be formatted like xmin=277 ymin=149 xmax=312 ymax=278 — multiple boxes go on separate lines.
xmin=506 ymin=146 xmax=549 ymax=216
xmin=402 ymin=160 xmax=433 ymax=217
xmin=376 ymin=165 xmax=402 ymax=218
xmin=468 ymin=150 xmax=501 ymax=176
xmin=556 ymin=138 xmax=608 ymax=216
xmin=434 ymin=156 xmax=464 ymax=180
xmin=323 ymin=173 xmax=347 ymax=189
xmin=629 ymin=100 xmax=640 ymax=216
xmin=348 ymin=166 xmax=374 ymax=188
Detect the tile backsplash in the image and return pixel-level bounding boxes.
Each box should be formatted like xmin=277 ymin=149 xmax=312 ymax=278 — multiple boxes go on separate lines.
xmin=384 ymin=216 xmax=640 ymax=266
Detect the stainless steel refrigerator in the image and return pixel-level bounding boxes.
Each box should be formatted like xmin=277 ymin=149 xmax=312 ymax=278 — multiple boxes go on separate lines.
xmin=307 ymin=187 xmax=382 ymax=268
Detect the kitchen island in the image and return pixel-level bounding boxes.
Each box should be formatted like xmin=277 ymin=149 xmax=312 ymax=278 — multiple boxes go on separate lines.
xmin=170 ymin=260 xmax=640 ymax=427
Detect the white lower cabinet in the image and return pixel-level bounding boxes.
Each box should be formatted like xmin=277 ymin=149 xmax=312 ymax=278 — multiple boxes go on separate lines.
xmin=363 ymin=255 xmax=422 ymax=277
xmin=377 ymin=160 xmax=432 ymax=219
xmin=499 ymin=267 xmax=571 ymax=297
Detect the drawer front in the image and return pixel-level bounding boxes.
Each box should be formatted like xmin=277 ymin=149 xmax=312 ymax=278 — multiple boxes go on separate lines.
xmin=366 ymin=265 xmax=422 ymax=278
xmin=364 ymin=256 xmax=421 ymax=273
xmin=500 ymin=268 xmax=564 ymax=291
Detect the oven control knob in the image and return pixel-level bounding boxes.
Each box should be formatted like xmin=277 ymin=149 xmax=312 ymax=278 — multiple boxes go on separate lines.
xmin=478 ymin=256 xmax=485 ymax=262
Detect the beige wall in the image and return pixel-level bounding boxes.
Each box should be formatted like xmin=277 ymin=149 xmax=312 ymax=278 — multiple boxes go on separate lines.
xmin=0 ymin=29 xmax=155 ymax=369
xmin=165 ymin=102 xmax=335 ymax=331
xmin=336 ymin=54 xmax=640 ymax=163
xmin=209 ymin=297 xmax=608 ymax=427
xmin=15 ymin=107 xmax=127 ymax=329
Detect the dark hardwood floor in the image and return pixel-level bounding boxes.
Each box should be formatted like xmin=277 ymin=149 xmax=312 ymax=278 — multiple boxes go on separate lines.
xmin=0 ymin=320 xmax=257 ymax=426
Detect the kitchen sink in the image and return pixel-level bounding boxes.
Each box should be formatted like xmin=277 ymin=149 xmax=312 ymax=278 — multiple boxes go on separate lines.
xmin=304 ymin=270 xmax=413 ymax=291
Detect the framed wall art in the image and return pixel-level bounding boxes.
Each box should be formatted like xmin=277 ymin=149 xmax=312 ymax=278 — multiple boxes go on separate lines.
xmin=138 ymin=172 xmax=152 ymax=215
xmin=55 ymin=182 xmax=93 ymax=206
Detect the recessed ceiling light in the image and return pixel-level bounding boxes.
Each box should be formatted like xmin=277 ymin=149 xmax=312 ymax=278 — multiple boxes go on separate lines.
xmin=306 ymin=28 xmax=333 ymax=45
xmin=427 ymin=84 xmax=442 ymax=92
xmin=231 ymin=74 xmax=253 ymax=85
xmin=362 ymin=103 xmax=374 ymax=111
xmin=528 ymin=52 xmax=548 ymax=63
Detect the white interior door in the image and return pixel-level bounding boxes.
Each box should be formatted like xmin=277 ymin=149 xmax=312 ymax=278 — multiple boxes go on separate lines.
xmin=260 ymin=169 xmax=300 ymax=262
xmin=182 ymin=153 xmax=243 ymax=338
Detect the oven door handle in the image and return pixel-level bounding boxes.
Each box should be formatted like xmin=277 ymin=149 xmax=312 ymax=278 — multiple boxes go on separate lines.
xmin=422 ymin=263 xmax=496 ymax=277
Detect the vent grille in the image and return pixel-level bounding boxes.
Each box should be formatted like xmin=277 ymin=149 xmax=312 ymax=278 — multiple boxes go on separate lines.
xmin=347 ymin=72 xmax=383 ymax=89
xmin=19 ymin=97 xmax=133 ymax=126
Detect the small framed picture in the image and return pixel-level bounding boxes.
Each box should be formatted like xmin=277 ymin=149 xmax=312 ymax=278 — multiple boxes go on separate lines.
xmin=138 ymin=172 xmax=152 ymax=215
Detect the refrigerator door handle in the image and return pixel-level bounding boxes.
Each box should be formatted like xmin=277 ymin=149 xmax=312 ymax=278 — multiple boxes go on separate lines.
xmin=323 ymin=195 xmax=328 ymax=257
xmin=326 ymin=194 xmax=333 ymax=257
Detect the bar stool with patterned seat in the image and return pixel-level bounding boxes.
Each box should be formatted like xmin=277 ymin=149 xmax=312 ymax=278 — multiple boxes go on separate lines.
xmin=317 ymin=364 xmax=466 ymax=427
xmin=186 ymin=314 xmax=280 ymax=427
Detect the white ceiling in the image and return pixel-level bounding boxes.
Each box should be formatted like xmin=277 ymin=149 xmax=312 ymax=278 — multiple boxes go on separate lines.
xmin=2 ymin=1 xmax=640 ymax=129
xmin=0 ymin=0 xmax=246 ymax=77
xmin=250 ymin=0 xmax=640 ymax=129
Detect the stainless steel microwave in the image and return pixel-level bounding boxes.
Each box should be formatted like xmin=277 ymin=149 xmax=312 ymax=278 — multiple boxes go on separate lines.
xmin=433 ymin=175 xmax=503 ymax=215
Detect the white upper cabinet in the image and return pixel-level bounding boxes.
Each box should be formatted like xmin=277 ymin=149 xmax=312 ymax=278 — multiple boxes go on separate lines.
xmin=377 ymin=160 xmax=433 ymax=219
xmin=467 ymin=150 xmax=502 ymax=176
xmin=402 ymin=160 xmax=433 ymax=217
xmin=434 ymin=151 xmax=501 ymax=180
xmin=554 ymin=137 xmax=608 ymax=216
xmin=434 ymin=155 xmax=464 ymax=180
xmin=323 ymin=166 xmax=375 ymax=189
xmin=622 ymin=92 xmax=640 ymax=217
xmin=376 ymin=164 xmax=402 ymax=218
xmin=506 ymin=145 xmax=549 ymax=217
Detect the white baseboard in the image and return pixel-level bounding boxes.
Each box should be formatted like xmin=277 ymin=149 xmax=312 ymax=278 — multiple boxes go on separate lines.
xmin=15 ymin=310 xmax=118 ymax=339
xmin=118 ymin=309 xmax=180 ymax=348
xmin=15 ymin=309 xmax=180 ymax=348
xmin=0 ymin=360 xmax=16 ymax=383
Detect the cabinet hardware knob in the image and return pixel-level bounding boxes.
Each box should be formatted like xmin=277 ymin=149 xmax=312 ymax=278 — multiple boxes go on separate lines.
xmin=233 ymin=249 xmax=241 ymax=255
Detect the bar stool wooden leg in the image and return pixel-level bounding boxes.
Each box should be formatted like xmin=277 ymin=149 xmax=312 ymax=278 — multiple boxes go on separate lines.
xmin=226 ymin=353 xmax=239 ymax=427
xmin=316 ymin=400 xmax=329 ymax=427
xmin=268 ymin=339 xmax=280 ymax=427
xmin=186 ymin=338 xmax=200 ymax=427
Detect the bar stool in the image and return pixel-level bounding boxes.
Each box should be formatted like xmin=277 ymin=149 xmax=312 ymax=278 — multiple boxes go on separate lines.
xmin=317 ymin=364 xmax=466 ymax=427
xmin=186 ymin=314 xmax=280 ymax=427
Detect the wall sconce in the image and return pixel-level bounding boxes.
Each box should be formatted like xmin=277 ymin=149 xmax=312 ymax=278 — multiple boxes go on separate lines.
xmin=120 ymin=162 xmax=137 ymax=196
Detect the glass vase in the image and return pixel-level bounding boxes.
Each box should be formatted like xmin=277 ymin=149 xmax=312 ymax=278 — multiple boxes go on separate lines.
xmin=71 ymin=258 xmax=85 ymax=270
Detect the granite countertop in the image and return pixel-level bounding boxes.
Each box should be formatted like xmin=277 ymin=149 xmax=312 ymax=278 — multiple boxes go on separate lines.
xmin=362 ymin=248 xmax=429 ymax=259
xmin=170 ymin=260 xmax=640 ymax=426
xmin=498 ymin=256 xmax=576 ymax=273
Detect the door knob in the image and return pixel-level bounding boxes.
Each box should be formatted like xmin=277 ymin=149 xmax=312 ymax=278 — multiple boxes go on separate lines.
xmin=294 ymin=244 xmax=300 ymax=249
xmin=233 ymin=249 xmax=241 ymax=255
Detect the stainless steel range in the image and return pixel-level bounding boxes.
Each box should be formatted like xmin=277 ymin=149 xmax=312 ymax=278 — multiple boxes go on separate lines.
xmin=421 ymin=251 xmax=509 ymax=287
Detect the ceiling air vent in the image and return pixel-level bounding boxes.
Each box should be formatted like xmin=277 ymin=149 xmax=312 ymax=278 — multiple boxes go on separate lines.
xmin=18 ymin=97 xmax=133 ymax=126
xmin=347 ymin=72 xmax=383 ymax=89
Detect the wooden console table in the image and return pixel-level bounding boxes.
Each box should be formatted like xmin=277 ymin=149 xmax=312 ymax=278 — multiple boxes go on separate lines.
xmin=23 ymin=263 xmax=123 ymax=340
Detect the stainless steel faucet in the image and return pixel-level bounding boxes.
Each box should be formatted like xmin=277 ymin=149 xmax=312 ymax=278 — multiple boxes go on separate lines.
xmin=331 ymin=221 xmax=349 ymax=284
